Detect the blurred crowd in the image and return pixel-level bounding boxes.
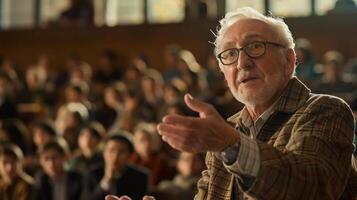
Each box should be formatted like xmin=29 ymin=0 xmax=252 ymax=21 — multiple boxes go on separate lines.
xmin=0 ymin=39 xmax=356 ymax=200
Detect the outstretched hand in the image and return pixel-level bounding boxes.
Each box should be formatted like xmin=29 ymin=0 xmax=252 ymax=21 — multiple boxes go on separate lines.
xmin=157 ymin=94 xmax=239 ymax=153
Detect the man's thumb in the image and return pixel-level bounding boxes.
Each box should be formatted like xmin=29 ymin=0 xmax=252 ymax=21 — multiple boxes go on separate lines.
xmin=184 ymin=93 xmax=216 ymax=117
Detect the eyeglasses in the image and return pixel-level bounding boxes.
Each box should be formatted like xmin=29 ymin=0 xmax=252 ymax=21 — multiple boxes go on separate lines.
xmin=216 ymin=41 xmax=286 ymax=66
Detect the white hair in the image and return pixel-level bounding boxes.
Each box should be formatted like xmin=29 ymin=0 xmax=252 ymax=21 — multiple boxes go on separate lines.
xmin=214 ymin=7 xmax=295 ymax=56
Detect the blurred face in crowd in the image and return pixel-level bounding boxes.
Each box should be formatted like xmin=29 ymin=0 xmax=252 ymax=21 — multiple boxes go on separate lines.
xmin=324 ymin=62 xmax=340 ymax=82
xmin=40 ymin=149 xmax=66 ymax=179
xmin=78 ymin=128 xmax=100 ymax=155
xmin=33 ymin=127 xmax=53 ymax=148
xmin=103 ymin=140 xmax=131 ymax=172
xmin=99 ymin=55 xmax=111 ymax=70
xmin=207 ymin=54 xmax=219 ymax=70
xmin=56 ymin=109 xmax=79 ymax=133
xmin=0 ymin=155 xmax=19 ymax=182
xmin=176 ymin=152 xmax=205 ymax=177
xmin=133 ymin=130 xmax=152 ymax=159
xmin=141 ymin=77 xmax=155 ymax=93
xmin=125 ymin=68 xmax=140 ymax=81
xmin=70 ymin=68 xmax=85 ymax=83
xmin=218 ymin=19 xmax=294 ymax=110
xmin=163 ymin=86 xmax=178 ymax=104
xmin=164 ymin=52 xmax=178 ymax=67
xmin=65 ymin=87 xmax=82 ymax=102
xmin=26 ymin=69 xmax=40 ymax=89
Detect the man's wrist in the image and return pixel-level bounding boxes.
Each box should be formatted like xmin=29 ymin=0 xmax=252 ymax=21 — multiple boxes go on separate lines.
xmin=221 ymin=141 xmax=240 ymax=165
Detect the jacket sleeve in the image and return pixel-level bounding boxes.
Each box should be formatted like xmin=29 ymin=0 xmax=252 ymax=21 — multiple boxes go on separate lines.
xmin=194 ymin=152 xmax=211 ymax=200
xmin=235 ymin=97 xmax=355 ymax=200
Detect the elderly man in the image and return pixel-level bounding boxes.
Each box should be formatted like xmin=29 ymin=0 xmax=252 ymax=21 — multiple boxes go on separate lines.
xmin=108 ymin=7 xmax=356 ymax=200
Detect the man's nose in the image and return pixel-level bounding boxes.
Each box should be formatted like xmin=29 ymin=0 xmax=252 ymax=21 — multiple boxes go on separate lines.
xmin=235 ymin=51 xmax=252 ymax=71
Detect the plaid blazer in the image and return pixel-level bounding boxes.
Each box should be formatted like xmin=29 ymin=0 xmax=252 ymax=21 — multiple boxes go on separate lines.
xmin=195 ymin=77 xmax=356 ymax=200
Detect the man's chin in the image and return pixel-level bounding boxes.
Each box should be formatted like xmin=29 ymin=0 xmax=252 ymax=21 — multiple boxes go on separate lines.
xmin=234 ymin=93 xmax=267 ymax=106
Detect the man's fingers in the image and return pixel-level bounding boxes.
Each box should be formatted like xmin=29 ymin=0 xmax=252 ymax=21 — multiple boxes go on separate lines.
xmin=161 ymin=115 xmax=204 ymax=129
xmin=158 ymin=123 xmax=189 ymax=136
xmin=158 ymin=124 xmax=199 ymax=152
xmin=104 ymin=195 xmax=155 ymax=200
xmin=184 ymin=93 xmax=218 ymax=117
xmin=143 ymin=195 xmax=156 ymax=200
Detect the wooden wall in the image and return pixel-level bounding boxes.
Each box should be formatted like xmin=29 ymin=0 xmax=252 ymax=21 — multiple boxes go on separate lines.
xmin=0 ymin=13 xmax=357 ymax=71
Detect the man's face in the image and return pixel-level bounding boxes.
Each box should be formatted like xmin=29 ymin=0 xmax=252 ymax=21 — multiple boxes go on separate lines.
xmin=0 ymin=155 xmax=19 ymax=181
xmin=218 ymin=19 xmax=294 ymax=107
xmin=103 ymin=140 xmax=130 ymax=172
xmin=40 ymin=149 xmax=65 ymax=178
xmin=33 ymin=128 xmax=52 ymax=148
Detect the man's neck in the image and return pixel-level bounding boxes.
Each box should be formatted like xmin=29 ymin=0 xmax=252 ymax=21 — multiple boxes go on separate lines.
xmin=246 ymin=78 xmax=290 ymax=121
xmin=246 ymin=103 xmax=272 ymax=121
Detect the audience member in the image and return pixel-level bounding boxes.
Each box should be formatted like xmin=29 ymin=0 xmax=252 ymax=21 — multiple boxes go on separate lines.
xmin=0 ymin=143 xmax=33 ymax=200
xmin=0 ymin=73 xmax=18 ymax=120
xmin=162 ymin=44 xmax=181 ymax=83
xmin=55 ymin=102 xmax=88 ymax=151
xmin=82 ymin=133 xmax=148 ymax=200
xmin=0 ymin=119 xmax=31 ymax=154
xmin=31 ymin=139 xmax=83 ymax=200
xmin=139 ymin=70 xmax=164 ymax=122
xmin=157 ymin=152 xmax=205 ymax=200
xmin=130 ymin=123 xmax=174 ymax=187
xmin=94 ymin=50 xmax=123 ymax=85
xmin=313 ymin=50 xmax=356 ymax=103
xmin=294 ymin=38 xmax=319 ymax=86
xmin=23 ymin=119 xmax=57 ymax=176
xmin=66 ymin=121 xmax=104 ymax=173
xmin=59 ymin=0 xmax=94 ymax=27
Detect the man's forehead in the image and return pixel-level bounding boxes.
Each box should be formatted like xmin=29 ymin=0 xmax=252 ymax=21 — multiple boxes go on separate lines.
xmin=224 ymin=19 xmax=274 ymax=42
xmin=225 ymin=31 xmax=264 ymax=43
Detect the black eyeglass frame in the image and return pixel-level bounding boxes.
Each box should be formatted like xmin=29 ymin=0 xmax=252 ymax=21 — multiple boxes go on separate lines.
xmin=216 ymin=41 xmax=286 ymax=66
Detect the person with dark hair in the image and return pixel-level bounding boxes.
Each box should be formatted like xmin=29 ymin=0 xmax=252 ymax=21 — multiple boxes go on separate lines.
xmin=66 ymin=121 xmax=104 ymax=173
xmin=93 ymin=50 xmax=122 ymax=84
xmin=23 ymin=119 xmax=57 ymax=176
xmin=0 ymin=143 xmax=33 ymax=200
xmin=0 ymin=72 xmax=18 ymax=120
xmin=32 ymin=120 xmax=57 ymax=150
xmin=82 ymin=132 xmax=148 ymax=200
xmin=31 ymin=139 xmax=83 ymax=200
xmin=59 ymin=0 xmax=94 ymax=27
xmin=328 ymin=0 xmax=357 ymax=14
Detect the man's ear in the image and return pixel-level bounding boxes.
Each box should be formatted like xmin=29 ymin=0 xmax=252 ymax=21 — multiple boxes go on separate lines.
xmin=285 ymin=48 xmax=296 ymax=76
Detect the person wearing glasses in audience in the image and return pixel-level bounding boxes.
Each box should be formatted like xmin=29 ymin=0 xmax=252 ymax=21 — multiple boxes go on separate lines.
xmin=107 ymin=7 xmax=357 ymax=200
